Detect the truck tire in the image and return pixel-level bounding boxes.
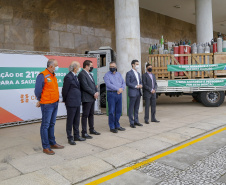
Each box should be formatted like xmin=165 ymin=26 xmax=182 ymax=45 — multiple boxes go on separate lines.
xmin=100 ymin=87 xmax=106 ymax=108
xmin=200 ymin=91 xmax=225 ymax=107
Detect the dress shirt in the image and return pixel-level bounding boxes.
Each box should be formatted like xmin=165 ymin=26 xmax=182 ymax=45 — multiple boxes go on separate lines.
xmin=104 ymin=71 xmax=126 ymax=91
xmin=148 ymin=72 xmax=155 ymax=91
xmin=132 ymin=69 xmax=139 ymax=88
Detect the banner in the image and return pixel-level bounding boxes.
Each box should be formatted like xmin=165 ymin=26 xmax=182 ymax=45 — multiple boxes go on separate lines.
xmin=168 ymin=79 xmax=226 ymax=87
xmin=0 ymin=53 xmax=97 ymax=124
xmin=167 ymin=63 xmax=226 ymax=72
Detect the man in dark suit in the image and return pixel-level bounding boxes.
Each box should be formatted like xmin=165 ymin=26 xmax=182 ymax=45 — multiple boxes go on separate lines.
xmin=142 ymin=63 xmax=160 ymax=124
xmin=78 ymin=60 xmax=100 ymax=139
xmin=126 ymin=60 xmax=143 ymax=128
xmin=62 ymin=61 xmax=85 ymax=145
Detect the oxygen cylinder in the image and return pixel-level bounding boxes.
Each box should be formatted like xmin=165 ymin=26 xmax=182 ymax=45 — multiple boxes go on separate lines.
xmin=217 ymin=37 xmax=223 ymax=53
xmin=179 ymin=44 xmax=184 ymax=76
xmin=213 ymin=42 xmax=217 ymax=53
xmin=173 ymin=46 xmax=179 ymax=76
xmin=223 ymin=40 xmax=226 ymax=52
xmin=184 ymin=45 xmax=189 ymax=65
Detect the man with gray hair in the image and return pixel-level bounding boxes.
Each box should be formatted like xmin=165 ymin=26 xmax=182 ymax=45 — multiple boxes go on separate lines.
xmin=35 ymin=59 xmax=64 ymax=155
xmin=62 ymin=61 xmax=85 ymax=145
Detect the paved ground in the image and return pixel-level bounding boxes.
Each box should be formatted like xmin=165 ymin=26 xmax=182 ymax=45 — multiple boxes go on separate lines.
xmin=87 ymin=129 xmax=226 ymax=185
xmin=0 ymin=95 xmax=226 ymax=185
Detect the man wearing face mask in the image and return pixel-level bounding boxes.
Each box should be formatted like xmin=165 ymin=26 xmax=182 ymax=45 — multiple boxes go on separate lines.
xmin=126 ymin=60 xmax=143 ymax=128
xmin=62 ymin=61 xmax=85 ymax=145
xmin=35 ymin=59 xmax=64 ymax=155
xmin=104 ymin=61 xmax=126 ymax=133
xmin=142 ymin=63 xmax=159 ymax=124
xmin=78 ymin=60 xmax=100 ymax=139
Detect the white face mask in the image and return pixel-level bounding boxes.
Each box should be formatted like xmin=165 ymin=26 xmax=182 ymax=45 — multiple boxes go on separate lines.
xmin=54 ymin=66 xmax=59 ymax=72
xmin=76 ymin=67 xmax=81 ymax=74
xmin=135 ymin=65 xmax=140 ymax=71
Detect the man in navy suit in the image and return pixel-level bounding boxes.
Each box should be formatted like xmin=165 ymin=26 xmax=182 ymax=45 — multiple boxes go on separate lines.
xmin=126 ymin=60 xmax=143 ymax=128
xmin=62 ymin=61 xmax=85 ymax=145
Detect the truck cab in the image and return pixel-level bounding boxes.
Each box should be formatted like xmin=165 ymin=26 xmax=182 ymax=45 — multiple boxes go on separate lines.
xmin=86 ymin=46 xmax=116 ymax=107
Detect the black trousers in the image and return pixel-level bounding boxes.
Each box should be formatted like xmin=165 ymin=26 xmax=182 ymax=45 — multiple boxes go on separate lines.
xmin=144 ymin=93 xmax=156 ymax=122
xmin=66 ymin=106 xmax=80 ymax=140
xmin=82 ymin=101 xmax=95 ymax=134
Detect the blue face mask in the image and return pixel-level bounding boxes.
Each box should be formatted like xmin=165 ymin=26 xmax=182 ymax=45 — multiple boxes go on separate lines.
xmin=54 ymin=66 xmax=59 ymax=72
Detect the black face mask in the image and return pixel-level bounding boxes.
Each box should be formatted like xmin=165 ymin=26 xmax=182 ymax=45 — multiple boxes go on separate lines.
xmin=89 ymin=67 xmax=93 ymax=72
xmin=147 ymin=68 xmax=152 ymax=72
xmin=110 ymin=67 xmax=116 ymax=73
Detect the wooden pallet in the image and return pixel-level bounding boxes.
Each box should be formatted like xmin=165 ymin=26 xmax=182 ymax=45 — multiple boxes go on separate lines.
xmin=150 ymin=54 xmax=171 ymax=80
xmin=191 ymin=53 xmax=213 ymax=79
xmin=171 ymin=54 xmax=191 ymax=79
xmin=214 ymin=53 xmax=226 ymax=76
xmin=148 ymin=53 xmax=223 ymax=80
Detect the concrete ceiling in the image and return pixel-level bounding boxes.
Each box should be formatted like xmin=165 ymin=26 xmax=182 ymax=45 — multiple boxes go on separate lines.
xmin=139 ymin=0 xmax=226 ymax=34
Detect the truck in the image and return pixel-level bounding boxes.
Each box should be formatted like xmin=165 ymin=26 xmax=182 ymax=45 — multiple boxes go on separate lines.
xmin=149 ymin=53 xmax=226 ymax=107
xmin=86 ymin=47 xmax=226 ymax=108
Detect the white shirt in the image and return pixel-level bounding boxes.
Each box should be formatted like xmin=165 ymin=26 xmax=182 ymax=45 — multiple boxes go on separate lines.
xmin=132 ymin=69 xmax=139 ymax=88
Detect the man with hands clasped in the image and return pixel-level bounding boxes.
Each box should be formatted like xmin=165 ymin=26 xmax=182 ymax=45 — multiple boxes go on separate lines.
xmin=78 ymin=60 xmax=101 ymax=139
xmin=104 ymin=62 xmax=126 ymax=133
xmin=62 ymin=61 xmax=85 ymax=145
xmin=126 ymin=60 xmax=143 ymax=128
xmin=142 ymin=63 xmax=159 ymax=124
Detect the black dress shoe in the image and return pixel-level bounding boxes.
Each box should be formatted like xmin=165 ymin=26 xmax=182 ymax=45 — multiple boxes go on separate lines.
xmin=74 ymin=136 xmax=86 ymax=141
xmin=130 ymin=124 xmax=136 ymax=128
xmin=68 ymin=140 xmax=76 ymax=145
xmin=145 ymin=121 xmax=150 ymax=124
xmin=117 ymin=127 xmax=126 ymax=131
xmin=90 ymin=130 xmax=101 ymax=135
xmin=151 ymin=120 xmax=160 ymax=123
xmin=82 ymin=133 xmax=93 ymax=139
xmin=110 ymin=129 xmax=118 ymax=133
xmin=135 ymin=123 xmax=143 ymax=126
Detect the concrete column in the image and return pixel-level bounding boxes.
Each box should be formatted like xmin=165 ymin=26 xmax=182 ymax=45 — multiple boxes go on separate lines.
xmin=195 ymin=0 xmax=213 ymax=44
xmin=114 ymin=0 xmax=142 ymax=115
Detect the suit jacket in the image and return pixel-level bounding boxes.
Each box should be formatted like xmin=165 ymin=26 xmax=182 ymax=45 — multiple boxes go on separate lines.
xmin=142 ymin=72 xmax=158 ymax=98
xmin=126 ymin=69 xmax=142 ymax=97
xmin=78 ymin=69 xmax=97 ymax=102
xmin=62 ymin=72 xmax=81 ymax=107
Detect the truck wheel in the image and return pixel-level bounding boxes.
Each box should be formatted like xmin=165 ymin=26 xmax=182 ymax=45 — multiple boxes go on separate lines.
xmin=200 ymin=91 xmax=225 ymax=107
xmin=100 ymin=87 xmax=106 ymax=108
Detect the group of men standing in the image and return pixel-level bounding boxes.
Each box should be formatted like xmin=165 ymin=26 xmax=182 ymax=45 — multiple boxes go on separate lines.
xmin=35 ymin=59 xmax=159 ymax=155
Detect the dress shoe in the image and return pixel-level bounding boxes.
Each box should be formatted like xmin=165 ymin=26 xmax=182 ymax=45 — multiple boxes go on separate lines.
xmin=145 ymin=121 xmax=150 ymax=124
xmin=82 ymin=133 xmax=93 ymax=139
xmin=50 ymin=143 xmax=64 ymax=149
xmin=135 ymin=123 xmax=143 ymax=126
xmin=110 ymin=129 xmax=118 ymax=133
xmin=43 ymin=148 xmax=55 ymax=155
xmin=117 ymin=127 xmax=126 ymax=131
xmin=68 ymin=140 xmax=76 ymax=145
xmin=74 ymin=136 xmax=86 ymax=141
xmin=151 ymin=120 xmax=160 ymax=123
xmin=130 ymin=124 xmax=136 ymax=128
xmin=90 ymin=130 xmax=101 ymax=135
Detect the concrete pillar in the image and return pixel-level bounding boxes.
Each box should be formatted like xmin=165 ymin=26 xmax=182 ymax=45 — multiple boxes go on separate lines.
xmin=114 ymin=0 xmax=142 ymax=114
xmin=195 ymin=0 xmax=213 ymax=44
